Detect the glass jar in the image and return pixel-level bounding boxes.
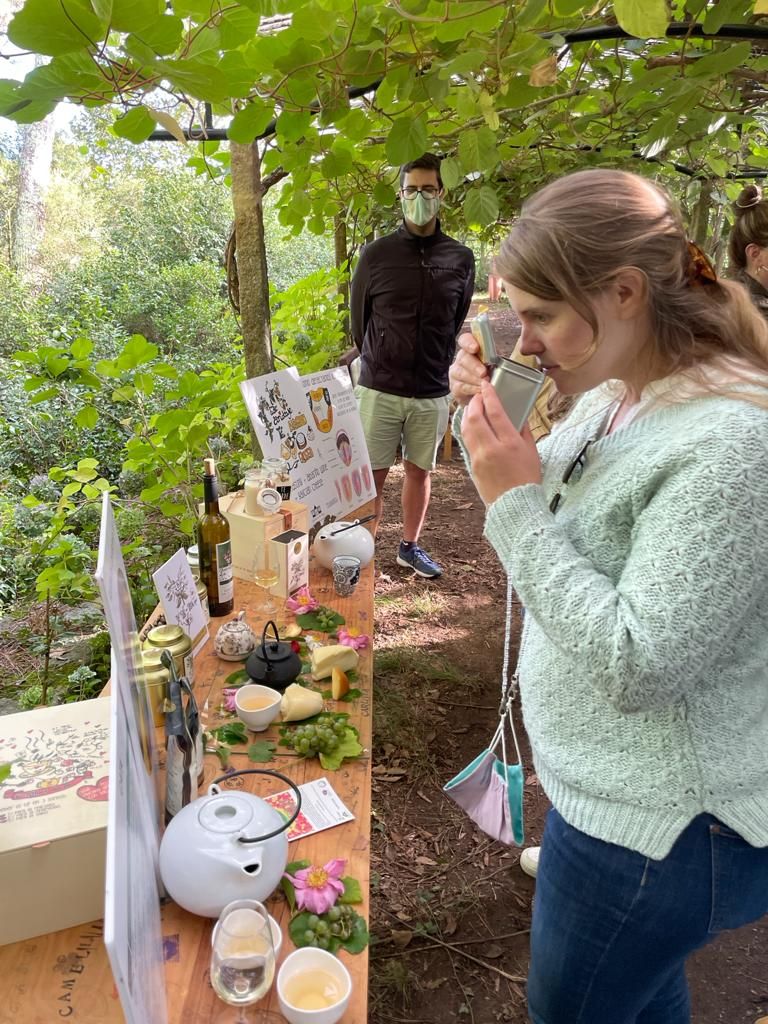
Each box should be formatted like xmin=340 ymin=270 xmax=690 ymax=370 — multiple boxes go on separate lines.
xmin=261 ymin=457 xmax=291 ymax=501
xmin=186 ymin=544 xmax=199 ymax=573
xmin=145 ymin=624 xmax=194 ymax=688
xmin=244 ymin=466 xmax=269 ymax=515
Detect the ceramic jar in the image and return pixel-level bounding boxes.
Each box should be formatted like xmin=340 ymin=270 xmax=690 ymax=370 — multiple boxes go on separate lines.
xmin=214 ymin=610 xmax=258 ymax=661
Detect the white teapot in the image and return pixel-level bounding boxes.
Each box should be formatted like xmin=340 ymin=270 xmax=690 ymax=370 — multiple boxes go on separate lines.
xmin=159 ymin=770 xmax=301 ymax=917
xmin=312 ymin=520 xmax=375 ymax=571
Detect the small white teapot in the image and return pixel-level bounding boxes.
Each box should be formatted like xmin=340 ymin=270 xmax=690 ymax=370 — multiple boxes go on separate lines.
xmin=312 ymin=521 xmax=375 ymax=571
xmin=214 ymin=610 xmax=257 ymax=661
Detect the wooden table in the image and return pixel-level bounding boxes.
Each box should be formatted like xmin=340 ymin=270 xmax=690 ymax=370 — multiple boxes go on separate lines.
xmin=0 ymin=556 xmax=373 ymax=1024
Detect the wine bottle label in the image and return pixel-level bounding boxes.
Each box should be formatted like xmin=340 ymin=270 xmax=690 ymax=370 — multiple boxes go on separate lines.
xmin=216 ymin=540 xmax=234 ymax=602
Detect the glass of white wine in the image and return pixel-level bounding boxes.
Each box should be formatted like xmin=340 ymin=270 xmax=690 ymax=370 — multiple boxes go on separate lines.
xmin=210 ymin=899 xmax=275 ymax=1022
xmin=253 ymin=542 xmax=280 ymax=620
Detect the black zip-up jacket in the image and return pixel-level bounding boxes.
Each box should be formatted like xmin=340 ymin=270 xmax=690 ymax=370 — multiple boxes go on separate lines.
xmin=350 ymin=221 xmax=475 ymax=398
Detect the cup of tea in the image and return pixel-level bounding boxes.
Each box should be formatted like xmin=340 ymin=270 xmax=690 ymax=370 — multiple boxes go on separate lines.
xmin=332 ymin=555 xmax=361 ymax=597
xmin=235 ymin=684 xmax=282 ymax=732
xmin=277 ymin=946 xmax=352 ymax=1024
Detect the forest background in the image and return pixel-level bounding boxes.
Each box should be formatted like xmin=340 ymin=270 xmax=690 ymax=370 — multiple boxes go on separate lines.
xmin=0 ymin=0 xmax=766 ymax=716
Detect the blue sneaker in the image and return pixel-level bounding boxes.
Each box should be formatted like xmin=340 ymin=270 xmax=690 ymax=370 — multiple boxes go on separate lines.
xmin=396 ymin=542 xmax=443 ymax=578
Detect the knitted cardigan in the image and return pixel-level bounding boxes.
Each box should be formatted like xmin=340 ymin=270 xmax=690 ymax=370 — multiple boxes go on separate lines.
xmin=462 ymin=384 xmax=768 ymax=859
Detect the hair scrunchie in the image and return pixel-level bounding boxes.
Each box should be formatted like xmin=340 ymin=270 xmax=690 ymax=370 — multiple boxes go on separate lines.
xmin=686 ymin=240 xmax=717 ymax=288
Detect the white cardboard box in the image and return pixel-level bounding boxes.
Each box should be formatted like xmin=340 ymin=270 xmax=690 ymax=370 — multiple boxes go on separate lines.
xmin=0 ymin=697 xmax=111 ymax=945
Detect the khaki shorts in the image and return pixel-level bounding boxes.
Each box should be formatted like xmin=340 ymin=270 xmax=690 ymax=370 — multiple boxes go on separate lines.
xmin=354 ymin=386 xmax=451 ymax=472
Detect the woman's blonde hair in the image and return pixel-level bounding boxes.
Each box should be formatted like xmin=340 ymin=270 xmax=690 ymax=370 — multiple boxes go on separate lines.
xmin=496 ymin=169 xmax=768 ymax=393
xmin=729 ymin=184 xmax=768 ymax=269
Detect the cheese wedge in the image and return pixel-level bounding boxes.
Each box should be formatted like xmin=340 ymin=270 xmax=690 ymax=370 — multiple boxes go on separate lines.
xmin=331 ymin=667 xmax=350 ymax=700
xmin=281 ymin=683 xmax=323 ymax=722
xmin=310 ymin=644 xmax=359 ymax=681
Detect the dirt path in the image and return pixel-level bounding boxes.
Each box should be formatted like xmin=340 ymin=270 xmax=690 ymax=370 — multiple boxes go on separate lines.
xmin=367 ymin=301 xmax=768 ymax=1024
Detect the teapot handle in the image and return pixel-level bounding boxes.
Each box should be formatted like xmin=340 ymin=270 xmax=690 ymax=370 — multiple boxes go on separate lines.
xmin=209 ymin=768 xmax=302 ymax=844
xmin=260 ymin=620 xmax=280 ymax=665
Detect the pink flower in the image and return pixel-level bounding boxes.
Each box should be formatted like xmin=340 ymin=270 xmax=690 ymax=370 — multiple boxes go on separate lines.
xmin=222 ymin=688 xmax=238 ymax=713
xmin=337 ymin=626 xmax=370 ymax=651
xmin=285 ymin=858 xmax=346 ymax=915
xmin=286 ymin=586 xmax=319 ymax=614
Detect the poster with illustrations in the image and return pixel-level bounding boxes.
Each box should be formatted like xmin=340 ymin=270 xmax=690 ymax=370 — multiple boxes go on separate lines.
xmin=152 ymin=547 xmax=208 ymax=657
xmin=240 ymin=366 xmax=375 ymax=537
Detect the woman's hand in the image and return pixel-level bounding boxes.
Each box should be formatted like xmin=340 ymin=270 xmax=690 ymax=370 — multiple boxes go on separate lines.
xmin=462 ymin=382 xmax=542 ymax=505
xmin=450 ymin=333 xmax=489 ymax=407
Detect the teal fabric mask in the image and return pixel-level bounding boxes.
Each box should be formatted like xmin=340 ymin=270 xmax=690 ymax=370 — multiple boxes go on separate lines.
xmin=444 ymin=748 xmax=524 ymax=846
xmin=402 ymin=192 xmax=440 ymax=227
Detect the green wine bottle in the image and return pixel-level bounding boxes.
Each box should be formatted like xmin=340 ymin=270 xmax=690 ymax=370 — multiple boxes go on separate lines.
xmin=197 ymin=457 xmax=234 ymax=617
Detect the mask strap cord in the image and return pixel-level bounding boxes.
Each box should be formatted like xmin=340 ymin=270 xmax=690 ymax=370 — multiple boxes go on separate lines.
xmin=493 ymin=575 xmax=523 ymax=770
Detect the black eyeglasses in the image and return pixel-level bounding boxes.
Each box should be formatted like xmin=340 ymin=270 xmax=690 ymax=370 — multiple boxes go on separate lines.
xmin=549 ymin=438 xmax=594 ymax=514
xmin=400 ymin=186 xmax=439 ymax=199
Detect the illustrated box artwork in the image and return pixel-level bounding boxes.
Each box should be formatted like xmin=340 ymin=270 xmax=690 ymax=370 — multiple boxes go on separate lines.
xmin=0 ymin=698 xmax=111 ymax=945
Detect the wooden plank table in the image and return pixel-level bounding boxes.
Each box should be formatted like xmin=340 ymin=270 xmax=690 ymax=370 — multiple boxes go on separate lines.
xmin=0 ymin=553 xmax=373 ymax=1024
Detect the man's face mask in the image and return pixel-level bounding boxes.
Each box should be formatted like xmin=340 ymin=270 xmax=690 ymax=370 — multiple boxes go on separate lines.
xmin=400 ymin=186 xmax=441 ymax=226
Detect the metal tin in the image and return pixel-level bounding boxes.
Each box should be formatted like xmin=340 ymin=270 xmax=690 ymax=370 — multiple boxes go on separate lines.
xmin=141 ymin=646 xmax=171 ymax=728
xmin=192 ymin=573 xmax=210 ymax=626
xmin=145 ymin=624 xmax=195 ymax=689
xmin=489 ymin=358 xmax=546 ymax=432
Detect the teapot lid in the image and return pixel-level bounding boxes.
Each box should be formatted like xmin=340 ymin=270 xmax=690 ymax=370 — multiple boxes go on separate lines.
xmin=198 ymin=793 xmax=259 ymax=835
xmin=249 ymin=620 xmax=295 ymax=663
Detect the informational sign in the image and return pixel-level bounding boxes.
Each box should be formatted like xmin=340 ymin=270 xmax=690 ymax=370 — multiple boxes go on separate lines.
xmin=265 ymin=777 xmax=354 ymax=841
xmin=95 ymin=494 xmax=168 ymax=1024
xmin=152 ymin=547 xmax=209 ymax=657
xmin=105 ymin=651 xmax=169 ymax=1024
xmin=240 ymin=366 xmax=376 ymax=536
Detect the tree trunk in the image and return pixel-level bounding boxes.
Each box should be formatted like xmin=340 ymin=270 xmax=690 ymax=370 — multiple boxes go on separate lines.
xmin=689 ymin=179 xmax=713 ymax=248
xmin=334 ymin=213 xmax=350 ymax=340
xmin=230 ymin=141 xmax=273 ymax=382
xmin=11 ymin=56 xmax=55 ymax=286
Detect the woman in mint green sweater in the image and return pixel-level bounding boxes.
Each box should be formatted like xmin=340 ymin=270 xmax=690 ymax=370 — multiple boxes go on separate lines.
xmin=449 ymin=168 xmax=768 ymax=1024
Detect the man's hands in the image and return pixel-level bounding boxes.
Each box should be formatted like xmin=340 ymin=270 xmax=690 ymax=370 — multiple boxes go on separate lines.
xmin=462 ymin=381 xmax=543 ymax=505
xmin=339 ymin=346 xmax=359 ymax=368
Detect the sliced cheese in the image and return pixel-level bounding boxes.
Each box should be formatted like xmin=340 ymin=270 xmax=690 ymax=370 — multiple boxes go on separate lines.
xmin=281 ymin=683 xmax=324 ymax=722
xmin=310 ymin=644 xmax=359 ymax=681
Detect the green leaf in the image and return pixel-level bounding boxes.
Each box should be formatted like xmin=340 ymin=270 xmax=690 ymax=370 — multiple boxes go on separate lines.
xmin=228 ymin=101 xmax=275 ymax=144
xmin=30 ymin=387 xmax=59 ymax=404
xmin=117 ymin=334 xmax=159 ymax=370
xmin=225 ymin=669 xmax=251 ymax=685
xmin=9 ymin=0 xmax=105 ymax=56
xmin=688 ymin=43 xmax=752 ymax=79
xmin=111 ymin=0 xmax=163 ymax=32
xmin=0 ymin=81 xmax=55 ymax=123
xmin=248 ymin=740 xmax=277 ymax=763
xmin=464 ymin=185 xmax=500 ymax=228
xmin=318 ymin=727 xmax=362 ymax=771
xmin=211 ymin=721 xmax=249 ymax=745
xmin=70 ymin=337 xmax=93 ymax=359
xmin=341 ymin=911 xmax=369 ymax=954
xmin=385 ymin=115 xmax=429 ymax=165
xmin=112 ymin=385 xmax=136 ymax=403
xmin=296 ymin=608 xmax=345 ymax=630
xmin=321 ymin=688 xmax=361 ymax=703
xmin=148 ymin=108 xmax=187 ymax=143
xmin=276 ymin=110 xmax=313 ymax=143
xmin=613 ymin=0 xmax=668 ymax=38
xmin=113 ymin=107 xmax=157 ymax=144
xmin=21 ymin=495 xmax=42 ymax=508
xmin=339 ymin=876 xmax=363 ymax=904
xmin=440 ymin=157 xmax=461 ymax=190
xmin=0 ymin=764 xmax=10 ymax=785
xmin=75 ymin=406 xmax=99 ymax=429
xmin=458 ymin=126 xmax=498 ymax=174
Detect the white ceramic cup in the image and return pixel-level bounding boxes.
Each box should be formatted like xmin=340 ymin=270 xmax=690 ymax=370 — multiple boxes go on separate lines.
xmin=277 ymin=947 xmax=352 ymax=1024
xmin=234 ymin=684 xmax=282 ymax=732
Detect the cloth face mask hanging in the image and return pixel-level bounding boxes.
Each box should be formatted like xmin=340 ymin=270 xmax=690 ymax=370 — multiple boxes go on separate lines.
xmin=443 ymin=576 xmax=524 ymax=845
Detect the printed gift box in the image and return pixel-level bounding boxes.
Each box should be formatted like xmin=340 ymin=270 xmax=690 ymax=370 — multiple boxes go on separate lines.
xmin=0 ymin=698 xmax=111 ymax=945
xmin=269 ymin=529 xmax=309 ymax=599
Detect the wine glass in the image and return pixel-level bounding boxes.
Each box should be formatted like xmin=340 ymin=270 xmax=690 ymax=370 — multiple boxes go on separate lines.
xmin=253 ymin=542 xmax=280 ymax=620
xmin=210 ymin=899 xmax=276 ymax=1022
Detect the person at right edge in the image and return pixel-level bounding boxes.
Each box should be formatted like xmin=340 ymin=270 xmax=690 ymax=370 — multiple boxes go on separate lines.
xmin=729 ymin=183 xmax=768 ymax=319
xmin=346 ymin=153 xmax=475 ymax=579
xmin=449 ymin=168 xmax=768 ymax=1024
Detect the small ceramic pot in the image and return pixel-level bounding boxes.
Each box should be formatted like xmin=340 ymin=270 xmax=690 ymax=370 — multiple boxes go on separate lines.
xmin=214 ymin=610 xmax=257 ymax=662
xmin=277 ymin=947 xmax=352 ymax=1024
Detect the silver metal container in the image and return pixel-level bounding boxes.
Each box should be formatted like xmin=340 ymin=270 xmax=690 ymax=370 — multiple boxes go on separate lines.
xmin=489 ymin=358 xmax=546 ymax=432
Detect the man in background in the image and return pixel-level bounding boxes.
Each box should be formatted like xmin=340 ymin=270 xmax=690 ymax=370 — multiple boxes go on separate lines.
xmin=347 ymin=154 xmax=475 ymax=579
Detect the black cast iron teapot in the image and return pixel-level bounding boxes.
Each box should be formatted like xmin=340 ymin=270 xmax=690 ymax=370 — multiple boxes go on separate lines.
xmin=245 ymin=620 xmax=302 ymax=692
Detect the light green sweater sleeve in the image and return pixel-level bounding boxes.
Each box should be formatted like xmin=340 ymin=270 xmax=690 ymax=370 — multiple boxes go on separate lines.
xmin=484 ymin=412 xmax=768 ymax=714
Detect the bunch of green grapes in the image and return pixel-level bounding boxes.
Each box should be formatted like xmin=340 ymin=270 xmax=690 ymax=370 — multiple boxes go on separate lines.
xmin=314 ymin=606 xmax=338 ymax=631
xmin=284 ymin=714 xmax=347 ymax=757
xmin=301 ymin=904 xmax=359 ymax=949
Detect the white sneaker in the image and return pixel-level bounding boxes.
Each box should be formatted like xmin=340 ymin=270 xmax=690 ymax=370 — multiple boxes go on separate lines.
xmin=520 ymin=846 xmax=540 ymax=879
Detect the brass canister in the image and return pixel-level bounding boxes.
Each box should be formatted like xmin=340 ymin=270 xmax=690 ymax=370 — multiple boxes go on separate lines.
xmin=192 ymin=573 xmax=210 ymax=626
xmin=145 ymin=624 xmax=195 ymax=688
xmin=141 ymin=646 xmax=171 ymax=728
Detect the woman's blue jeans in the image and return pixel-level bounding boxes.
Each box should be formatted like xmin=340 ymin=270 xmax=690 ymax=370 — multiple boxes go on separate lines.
xmin=527 ymin=808 xmax=768 ymax=1024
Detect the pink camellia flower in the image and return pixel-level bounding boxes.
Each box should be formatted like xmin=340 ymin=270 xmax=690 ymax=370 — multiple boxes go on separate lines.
xmin=337 ymin=626 xmax=370 ymax=651
xmin=285 ymin=859 xmax=346 ymax=915
xmin=285 ymin=586 xmax=320 ymax=614
xmin=222 ymin=688 xmax=238 ymax=713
